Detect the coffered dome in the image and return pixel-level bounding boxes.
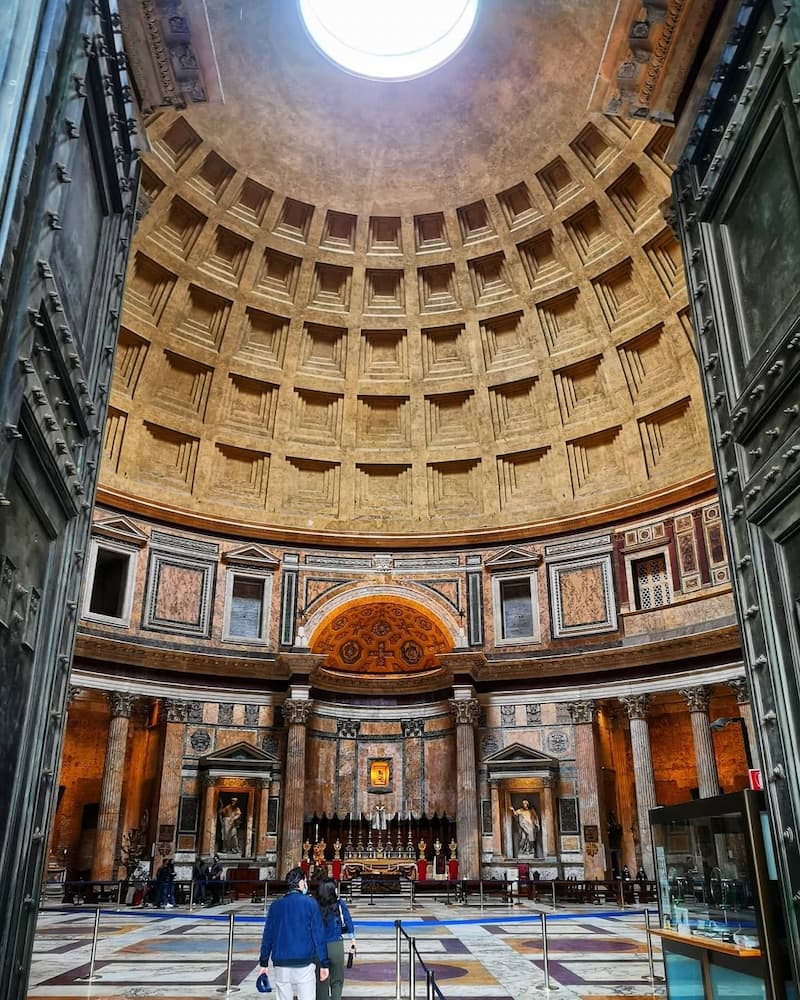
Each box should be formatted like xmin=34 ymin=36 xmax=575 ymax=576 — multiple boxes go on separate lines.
xmin=103 ymin=0 xmax=713 ymax=542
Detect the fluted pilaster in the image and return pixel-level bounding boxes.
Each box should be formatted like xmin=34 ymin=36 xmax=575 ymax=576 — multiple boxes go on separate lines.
xmin=154 ymin=698 xmax=188 ymax=854
xmin=567 ymin=700 xmax=605 ymax=878
xmin=449 ymin=698 xmax=480 ymax=879
xmin=280 ymin=698 xmax=312 ymax=875
xmin=679 ymin=686 xmax=719 ymax=798
xmin=92 ymin=692 xmax=135 ymax=879
xmin=619 ymin=694 xmax=657 ymax=875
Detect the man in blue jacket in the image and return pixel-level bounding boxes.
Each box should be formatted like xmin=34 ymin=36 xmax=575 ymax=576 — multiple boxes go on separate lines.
xmin=259 ymin=867 xmax=329 ymax=1000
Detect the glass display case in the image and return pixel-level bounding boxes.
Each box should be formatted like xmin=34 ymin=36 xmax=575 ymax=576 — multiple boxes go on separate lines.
xmin=648 ymin=790 xmax=791 ymax=1000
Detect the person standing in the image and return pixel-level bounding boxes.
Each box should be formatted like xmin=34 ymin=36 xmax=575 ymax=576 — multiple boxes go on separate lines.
xmin=156 ymin=858 xmax=176 ymax=908
xmin=208 ymin=855 xmax=223 ymax=905
xmin=191 ymin=856 xmax=208 ymax=904
xmin=315 ymin=878 xmax=356 ymax=1000
xmin=259 ymin=867 xmax=329 ymax=1000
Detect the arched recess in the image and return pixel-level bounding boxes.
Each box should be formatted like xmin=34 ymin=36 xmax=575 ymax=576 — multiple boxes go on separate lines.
xmin=302 ymin=584 xmax=463 ymax=676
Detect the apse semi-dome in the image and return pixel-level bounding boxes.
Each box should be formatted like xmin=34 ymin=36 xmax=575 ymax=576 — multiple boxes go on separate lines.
xmin=298 ymin=0 xmax=479 ymax=80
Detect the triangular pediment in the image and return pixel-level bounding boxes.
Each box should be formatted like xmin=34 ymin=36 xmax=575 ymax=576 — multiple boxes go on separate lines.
xmin=485 ymin=547 xmax=542 ymax=570
xmin=222 ymin=544 xmax=280 ymax=569
xmin=91 ymin=515 xmax=149 ymax=547
xmin=201 ymin=740 xmax=280 ymax=766
xmin=484 ymin=741 xmax=559 ymax=777
xmin=484 ymin=742 xmax=554 ymax=765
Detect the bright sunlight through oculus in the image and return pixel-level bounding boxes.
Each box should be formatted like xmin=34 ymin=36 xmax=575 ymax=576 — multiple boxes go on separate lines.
xmin=298 ymin=0 xmax=479 ymax=81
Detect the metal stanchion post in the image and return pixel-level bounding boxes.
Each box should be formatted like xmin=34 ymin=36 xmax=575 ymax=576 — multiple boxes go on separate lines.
xmin=551 ymin=881 xmax=556 ymax=911
xmin=117 ymin=881 xmax=123 ymax=906
xmin=216 ymin=912 xmax=241 ymax=994
xmin=643 ymin=908 xmax=664 ymax=985
xmin=408 ymin=936 xmax=416 ymax=999
xmin=480 ymin=878 xmax=484 ymax=912
xmin=76 ymin=907 xmax=103 ymax=983
xmin=410 ymin=879 xmax=415 ymax=911
xmin=426 ymin=968 xmax=436 ymax=1000
xmin=263 ymin=880 xmax=269 ymax=918
xmin=189 ymin=879 xmax=195 ymax=911
xmin=536 ymin=912 xmax=559 ymax=992
xmin=395 ymin=920 xmax=402 ymax=1000
xmin=618 ymin=878 xmax=625 ymax=910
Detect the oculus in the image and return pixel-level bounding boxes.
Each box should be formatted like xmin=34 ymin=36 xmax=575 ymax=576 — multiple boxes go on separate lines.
xmin=298 ymin=0 xmax=479 ymax=81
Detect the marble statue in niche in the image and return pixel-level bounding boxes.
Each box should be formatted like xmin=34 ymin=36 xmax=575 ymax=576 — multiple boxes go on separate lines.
xmin=216 ymin=791 xmax=248 ymax=855
xmin=510 ymin=792 xmax=542 ymax=858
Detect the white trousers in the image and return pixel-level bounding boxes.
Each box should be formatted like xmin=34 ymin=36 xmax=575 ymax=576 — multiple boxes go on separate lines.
xmin=272 ymin=962 xmax=316 ymax=1000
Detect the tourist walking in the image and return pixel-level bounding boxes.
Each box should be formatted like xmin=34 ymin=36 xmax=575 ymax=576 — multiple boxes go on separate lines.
xmin=315 ymin=877 xmax=356 ymax=1000
xmin=259 ymin=867 xmax=329 ymax=1000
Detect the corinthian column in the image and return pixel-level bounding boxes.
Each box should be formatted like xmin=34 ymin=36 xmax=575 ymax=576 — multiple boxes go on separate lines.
xmin=92 ymin=692 xmax=135 ymax=879
xmin=449 ymin=697 xmax=480 ymax=880
xmin=567 ymin=700 xmax=606 ymax=879
xmin=154 ymin=699 xmax=189 ymax=854
xmin=679 ymin=686 xmax=719 ymax=798
xmin=280 ymin=698 xmax=312 ymax=875
xmin=619 ymin=694 xmax=657 ymax=876
xmin=728 ymin=677 xmax=759 ymax=769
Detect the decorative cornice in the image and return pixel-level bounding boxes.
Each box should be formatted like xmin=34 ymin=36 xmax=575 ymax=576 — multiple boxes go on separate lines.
xmin=589 ymin=0 xmax=718 ymax=123
xmin=95 ymin=473 xmax=717 ymax=550
xmin=119 ymin=0 xmax=211 ymax=112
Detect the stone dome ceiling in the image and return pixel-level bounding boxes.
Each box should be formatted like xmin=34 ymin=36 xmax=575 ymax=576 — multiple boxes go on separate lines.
xmin=101 ymin=0 xmax=714 ymax=543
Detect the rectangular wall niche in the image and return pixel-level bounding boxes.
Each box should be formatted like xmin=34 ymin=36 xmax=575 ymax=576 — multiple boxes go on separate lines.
xmin=144 ymin=538 xmax=218 ymax=638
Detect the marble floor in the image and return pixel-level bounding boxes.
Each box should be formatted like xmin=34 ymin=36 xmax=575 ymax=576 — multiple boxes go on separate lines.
xmin=28 ymin=897 xmax=665 ymax=999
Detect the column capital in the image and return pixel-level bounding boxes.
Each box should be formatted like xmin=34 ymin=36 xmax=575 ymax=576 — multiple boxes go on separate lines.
xmin=283 ymin=698 xmax=313 ymax=726
xmin=449 ymin=698 xmax=480 ymax=727
xmin=401 ymin=718 xmax=425 ymax=738
xmin=201 ymin=773 xmax=216 ymax=789
xmin=567 ymin=700 xmax=596 ymax=725
xmin=619 ymin=694 xmax=650 ymax=721
xmin=162 ymin=698 xmax=190 ymax=724
xmin=106 ymin=691 xmax=135 ymax=718
xmin=337 ymin=718 xmax=360 ymax=739
xmin=728 ymin=677 xmax=750 ymax=705
xmin=67 ymin=685 xmax=82 ymax=705
xmin=679 ymin=686 xmax=711 ymax=713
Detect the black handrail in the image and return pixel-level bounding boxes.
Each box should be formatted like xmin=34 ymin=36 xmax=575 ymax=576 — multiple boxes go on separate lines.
xmin=395 ymin=919 xmax=446 ymax=1000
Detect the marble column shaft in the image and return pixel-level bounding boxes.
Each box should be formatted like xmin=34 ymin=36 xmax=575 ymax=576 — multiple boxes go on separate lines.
xmin=450 ymin=699 xmax=480 ymax=880
xmin=256 ymin=780 xmax=270 ymax=857
xmin=541 ymin=778 xmax=557 ymax=858
xmin=280 ymin=699 xmax=312 ymax=875
xmin=680 ymin=686 xmax=719 ymax=798
xmin=567 ymin=700 xmax=605 ymax=879
xmin=620 ymin=695 xmax=657 ymax=874
xmin=155 ymin=699 xmax=189 ymax=852
xmin=201 ymin=777 xmax=217 ymax=856
xmin=92 ymin=692 xmax=134 ymax=880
